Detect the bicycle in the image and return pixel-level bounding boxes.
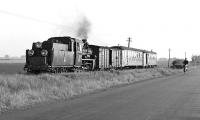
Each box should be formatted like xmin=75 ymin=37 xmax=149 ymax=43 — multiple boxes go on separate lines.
xmin=183 ymin=64 xmax=188 ymax=73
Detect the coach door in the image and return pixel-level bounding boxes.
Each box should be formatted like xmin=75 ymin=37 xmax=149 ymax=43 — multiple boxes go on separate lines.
xmin=74 ymin=42 xmax=82 ymax=66
xmin=143 ymin=53 xmax=146 ymax=67
xmin=146 ymin=53 xmax=148 ymax=65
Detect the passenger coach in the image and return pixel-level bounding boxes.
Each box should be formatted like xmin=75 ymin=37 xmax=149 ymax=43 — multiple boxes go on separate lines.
xmin=110 ymin=46 xmax=157 ymax=68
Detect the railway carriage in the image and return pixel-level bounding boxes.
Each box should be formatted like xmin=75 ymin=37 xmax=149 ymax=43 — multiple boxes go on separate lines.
xmin=110 ymin=46 xmax=145 ymax=68
xmin=145 ymin=50 xmax=157 ymax=67
xmin=89 ymin=45 xmax=110 ymax=70
xmin=110 ymin=46 xmax=123 ymax=68
xmin=125 ymin=47 xmax=144 ymax=67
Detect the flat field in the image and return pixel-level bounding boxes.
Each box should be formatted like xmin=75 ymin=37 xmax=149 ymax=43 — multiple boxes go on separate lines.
xmin=157 ymin=60 xmax=173 ymax=68
xmin=0 ymin=59 xmax=25 ymax=74
xmin=0 ymin=59 xmax=169 ymax=74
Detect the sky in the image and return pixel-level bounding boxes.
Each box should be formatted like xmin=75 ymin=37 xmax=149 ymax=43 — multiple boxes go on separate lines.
xmin=0 ymin=0 xmax=200 ymax=59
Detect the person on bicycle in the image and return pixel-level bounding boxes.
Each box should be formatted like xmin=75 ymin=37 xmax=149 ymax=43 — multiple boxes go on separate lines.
xmin=183 ymin=58 xmax=189 ymax=72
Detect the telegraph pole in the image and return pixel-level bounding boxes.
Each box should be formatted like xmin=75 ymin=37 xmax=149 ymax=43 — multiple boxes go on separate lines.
xmin=168 ymin=48 xmax=171 ymax=68
xmin=185 ymin=52 xmax=186 ymax=59
xmin=127 ymin=37 xmax=132 ymax=48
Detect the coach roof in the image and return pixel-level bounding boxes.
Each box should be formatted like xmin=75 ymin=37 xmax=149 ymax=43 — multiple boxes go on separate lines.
xmin=89 ymin=44 xmax=109 ymax=48
xmin=110 ymin=46 xmax=157 ymax=54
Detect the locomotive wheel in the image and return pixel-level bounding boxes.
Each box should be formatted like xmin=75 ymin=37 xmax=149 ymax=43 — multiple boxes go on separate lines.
xmin=73 ymin=68 xmax=82 ymax=72
xmin=33 ymin=70 xmax=40 ymax=74
xmin=85 ymin=64 xmax=92 ymax=71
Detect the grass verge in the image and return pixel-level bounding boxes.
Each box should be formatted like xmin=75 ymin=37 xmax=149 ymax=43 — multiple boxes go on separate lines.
xmin=0 ymin=67 xmax=182 ymax=112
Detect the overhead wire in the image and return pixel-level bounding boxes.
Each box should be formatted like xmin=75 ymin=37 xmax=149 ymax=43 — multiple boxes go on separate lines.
xmin=0 ymin=9 xmax=63 ymax=27
xmin=0 ymin=9 xmax=111 ymax=46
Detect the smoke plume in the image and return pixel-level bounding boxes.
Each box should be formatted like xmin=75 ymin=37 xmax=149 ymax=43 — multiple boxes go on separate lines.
xmin=55 ymin=15 xmax=91 ymax=39
xmin=76 ymin=16 xmax=91 ymax=39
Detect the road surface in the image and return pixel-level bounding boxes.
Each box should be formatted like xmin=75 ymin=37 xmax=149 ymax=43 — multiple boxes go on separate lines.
xmin=1 ymin=69 xmax=200 ymax=120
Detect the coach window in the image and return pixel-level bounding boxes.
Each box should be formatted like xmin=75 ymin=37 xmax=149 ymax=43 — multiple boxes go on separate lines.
xmin=77 ymin=43 xmax=80 ymax=51
xmin=79 ymin=44 xmax=82 ymax=52
xmin=68 ymin=41 xmax=72 ymax=51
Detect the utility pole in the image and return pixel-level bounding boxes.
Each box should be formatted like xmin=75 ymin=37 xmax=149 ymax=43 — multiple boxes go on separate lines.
xmin=127 ymin=37 xmax=132 ymax=48
xmin=185 ymin=52 xmax=186 ymax=59
xmin=168 ymin=48 xmax=171 ymax=68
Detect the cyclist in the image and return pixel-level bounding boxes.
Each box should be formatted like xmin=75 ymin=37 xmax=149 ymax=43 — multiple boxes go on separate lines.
xmin=183 ymin=58 xmax=189 ymax=72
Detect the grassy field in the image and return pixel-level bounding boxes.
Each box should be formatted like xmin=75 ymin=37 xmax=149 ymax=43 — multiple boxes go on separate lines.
xmin=0 ymin=59 xmax=189 ymax=113
xmin=0 ymin=67 xmax=183 ymax=112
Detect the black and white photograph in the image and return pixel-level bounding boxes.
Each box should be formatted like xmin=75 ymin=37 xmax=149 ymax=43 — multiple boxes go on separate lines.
xmin=0 ymin=0 xmax=200 ymax=119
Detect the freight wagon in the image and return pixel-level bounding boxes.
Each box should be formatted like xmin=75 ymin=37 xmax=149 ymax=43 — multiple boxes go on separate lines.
xmin=89 ymin=45 xmax=110 ymax=70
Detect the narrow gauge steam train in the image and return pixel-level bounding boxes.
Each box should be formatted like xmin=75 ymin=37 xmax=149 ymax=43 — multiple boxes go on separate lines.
xmin=24 ymin=36 xmax=157 ymax=73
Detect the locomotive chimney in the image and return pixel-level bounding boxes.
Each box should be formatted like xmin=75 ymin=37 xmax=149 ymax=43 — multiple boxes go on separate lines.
xmin=82 ymin=39 xmax=87 ymax=44
xmin=82 ymin=39 xmax=89 ymax=49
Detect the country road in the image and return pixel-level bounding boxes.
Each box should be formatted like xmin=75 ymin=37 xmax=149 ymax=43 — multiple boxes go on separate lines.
xmin=1 ymin=69 xmax=200 ymax=120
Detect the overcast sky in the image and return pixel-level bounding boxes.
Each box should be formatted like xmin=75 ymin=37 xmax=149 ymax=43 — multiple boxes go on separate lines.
xmin=0 ymin=0 xmax=200 ymax=59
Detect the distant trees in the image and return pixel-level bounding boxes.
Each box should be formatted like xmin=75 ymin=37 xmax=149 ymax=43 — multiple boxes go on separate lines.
xmin=4 ymin=55 xmax=10 ymax=59
xmin=171 ymin=59 xmax=184 ymax=69
xmin=191 ymin=55 xmax=200 ymax=65
xmin=20 ymin=55 xmax=25 ymax=59
xmin=1 ymin=55 xmax=25 ymax=59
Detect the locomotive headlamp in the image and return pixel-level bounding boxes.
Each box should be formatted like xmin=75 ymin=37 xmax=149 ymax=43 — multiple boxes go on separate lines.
xmin=41 ymin=50 xmax=48 ymax=56
xmin=35 ymin=42 xmax=42 ymax=48
xmin=28 ymin=50 xmax=34 ymax=56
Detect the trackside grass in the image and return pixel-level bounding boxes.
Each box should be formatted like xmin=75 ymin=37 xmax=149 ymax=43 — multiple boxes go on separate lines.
xmin=0 ymin=68 xmax=182 ymax=112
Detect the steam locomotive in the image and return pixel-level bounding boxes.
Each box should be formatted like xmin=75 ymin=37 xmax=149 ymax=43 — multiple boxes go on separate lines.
xmin=24 ymin=36 xmax=157 ymax=73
